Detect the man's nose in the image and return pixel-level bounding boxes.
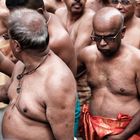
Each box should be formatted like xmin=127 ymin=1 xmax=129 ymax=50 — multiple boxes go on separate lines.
xmin=100 ymin=39 xmax=107 ymax=46
xmin=116 ymin=2 xmax=124 ymax=9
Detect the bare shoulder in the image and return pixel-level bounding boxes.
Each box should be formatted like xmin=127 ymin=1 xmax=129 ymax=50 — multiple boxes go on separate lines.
xmin=126 ymin=45 xmax=140 ymax=64
xmin=45 ymin=52 xmax=76 ymax=99
xmin=48 ymin=13 xmax=73 ymax=50
xmin=83 ymin=8 xmax=95 ymax=19
xmin=0 ymin=8 xmax=9 ymax=19
xmin=127 ymin=45 xmax=140 ymax=55
xmin=79 ymin=44 xmax=98 ymax=63
xmin=0 ymin=0 xmax=9 ymax=17
xmin=48 ymin=52 xmax=75 ymax=81
xmin=55 ymin=7 xmax=67 ymax=16
xmin=79 ymin=8 xmax=95 ymax=28
xmin=49 ymin=12 xmax=64 ymax=27
xmin=49 ymin=13 xmax=68 ymax=37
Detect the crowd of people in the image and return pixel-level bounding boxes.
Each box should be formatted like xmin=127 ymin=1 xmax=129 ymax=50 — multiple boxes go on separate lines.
xmin=0 ymin=0 xmax=140 ymax=140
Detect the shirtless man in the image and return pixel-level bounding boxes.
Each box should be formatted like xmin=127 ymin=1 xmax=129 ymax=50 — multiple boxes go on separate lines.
xmin=1 ymin=8 xmax=76 ymax=140
xmin=6 ymin=0 xmax=77 ymax=75
xmin=0 ymin=0 xmax=16 ymax=63
xmin=78 ymin=7 xmax=140 ymax=140
xmin=55 ymin=0 xmax=95 ymax=107
xmin=55 ymin=0 xmax=95 ymax=53
xmin=0 ymin=2 xmax=14 ymax=77
xmin=43 ymin=0 xmax=65 ymax=13
xmin=135 ymin=0 xmax=140 ymax=17
xmin=5 ymin=0 xmax=81 ymax=137
xmin=108 ymin=0 xmax=140 ymax=49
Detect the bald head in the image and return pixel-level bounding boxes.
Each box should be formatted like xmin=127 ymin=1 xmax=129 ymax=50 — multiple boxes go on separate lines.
xmin=93 ymin=7 xmax=124 ymax=32
xmin=8 ymin=8 xmax=49 ymax=51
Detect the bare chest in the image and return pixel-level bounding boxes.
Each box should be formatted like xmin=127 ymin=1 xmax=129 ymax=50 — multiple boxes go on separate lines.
xmin=65 ymin=19 xmax=81 ymax=43
xmin=8 ymin=76 xmax=47 ymax=123
xmin=87 ymin=61 xmax=137 ymax=95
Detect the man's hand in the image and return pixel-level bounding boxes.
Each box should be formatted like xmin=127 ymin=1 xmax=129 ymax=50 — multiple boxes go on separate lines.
xmin=104 ymin=134 xmax=126 ymax=140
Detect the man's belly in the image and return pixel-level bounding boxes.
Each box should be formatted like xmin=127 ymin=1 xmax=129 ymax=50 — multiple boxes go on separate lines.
xmin=90 ymin=91 xmax=140 ymax=118
xmin=2 ymin=105 xmax=54 ymax=140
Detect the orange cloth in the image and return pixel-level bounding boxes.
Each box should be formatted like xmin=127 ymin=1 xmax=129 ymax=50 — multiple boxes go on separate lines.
xmin=79 ymin=104 xmax=140 ymax=140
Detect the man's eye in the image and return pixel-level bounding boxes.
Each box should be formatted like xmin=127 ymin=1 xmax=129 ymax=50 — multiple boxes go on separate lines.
xmin=122 ymin=0 xmax=130 ymax=4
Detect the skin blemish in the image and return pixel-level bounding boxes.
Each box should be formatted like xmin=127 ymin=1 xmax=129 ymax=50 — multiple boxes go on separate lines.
xmin=61 ymin=105 xmax=66 ymax=110
xmin=23 ymin=108 xmax=27 ymax=113
xmin=66 ymin=123 xmax=69 ymax=128
xmin=120 ymin=88 xmax=125 ymax=93
xmin=8 ymin=116 xmax=11 ymax=120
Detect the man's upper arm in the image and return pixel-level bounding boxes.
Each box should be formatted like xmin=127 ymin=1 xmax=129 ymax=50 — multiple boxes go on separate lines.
xmin=53 ymin=33 xmax=77 ymax=75
xmin=59 ymin=34 xmax=77 ymax=75
xmin=74 ymin=11 xmax=95 ymax=52
xmin=78 ymin=46 xmax=90 ymax=65
xmin=46 ymin=73 xmax=76 ymax=140
xmin=55 ymin=8 xmax=64 ymax=18
xmin=0 ymin=78 xmax=11 ymax=103
xmin=0 ymin=51 xmax=14 ymax=77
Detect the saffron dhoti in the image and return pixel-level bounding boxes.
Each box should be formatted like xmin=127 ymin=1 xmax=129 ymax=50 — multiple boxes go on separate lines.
xmin=79 ymin=104 xmax=140 ymax=140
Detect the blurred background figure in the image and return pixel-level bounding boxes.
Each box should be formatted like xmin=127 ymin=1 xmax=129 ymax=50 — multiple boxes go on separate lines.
xmin=135 ymin=0 xmax=140 ymax=17
xmin=43 ymin=0 xmax=65 ymax=13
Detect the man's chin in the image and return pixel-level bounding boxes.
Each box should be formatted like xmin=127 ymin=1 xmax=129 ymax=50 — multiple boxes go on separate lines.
xmin=99 ymin=49 xmax=114 ymax=57
xmin=71 ymin=8 xmax=83 ymax=14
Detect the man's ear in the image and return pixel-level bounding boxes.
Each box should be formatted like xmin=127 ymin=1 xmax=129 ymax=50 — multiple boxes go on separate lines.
xmin=120 ymin=26 xmax=126 ymax=39
xmin=13 ymin=40 xmax=22 ymax=53
xmin=37 ymin=8 xmax=44 ymax=15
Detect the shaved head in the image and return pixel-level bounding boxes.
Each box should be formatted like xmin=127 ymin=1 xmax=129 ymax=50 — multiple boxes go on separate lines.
xmin=93 ymin=7 xmax=124 ymax=32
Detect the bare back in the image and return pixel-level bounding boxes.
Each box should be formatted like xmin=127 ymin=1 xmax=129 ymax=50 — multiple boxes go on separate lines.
xmin=2 ymin=51 xmax=76 ymax=140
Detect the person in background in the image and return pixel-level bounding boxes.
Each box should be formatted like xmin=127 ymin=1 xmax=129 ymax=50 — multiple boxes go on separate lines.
xmin=56 ymin=1 xmax=95 ymax=136
xmin=108 ymin=0 xmax=140 ymax=49
xmin=5 ymin=0 xmax=77 ymax=75
xmin=43 ymin=0 xmax=65 ymax=13
xmin=86 ymin=0 xmax=108 ymax=12
xmin=135 ymin=0 xmax=140 ymax=17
